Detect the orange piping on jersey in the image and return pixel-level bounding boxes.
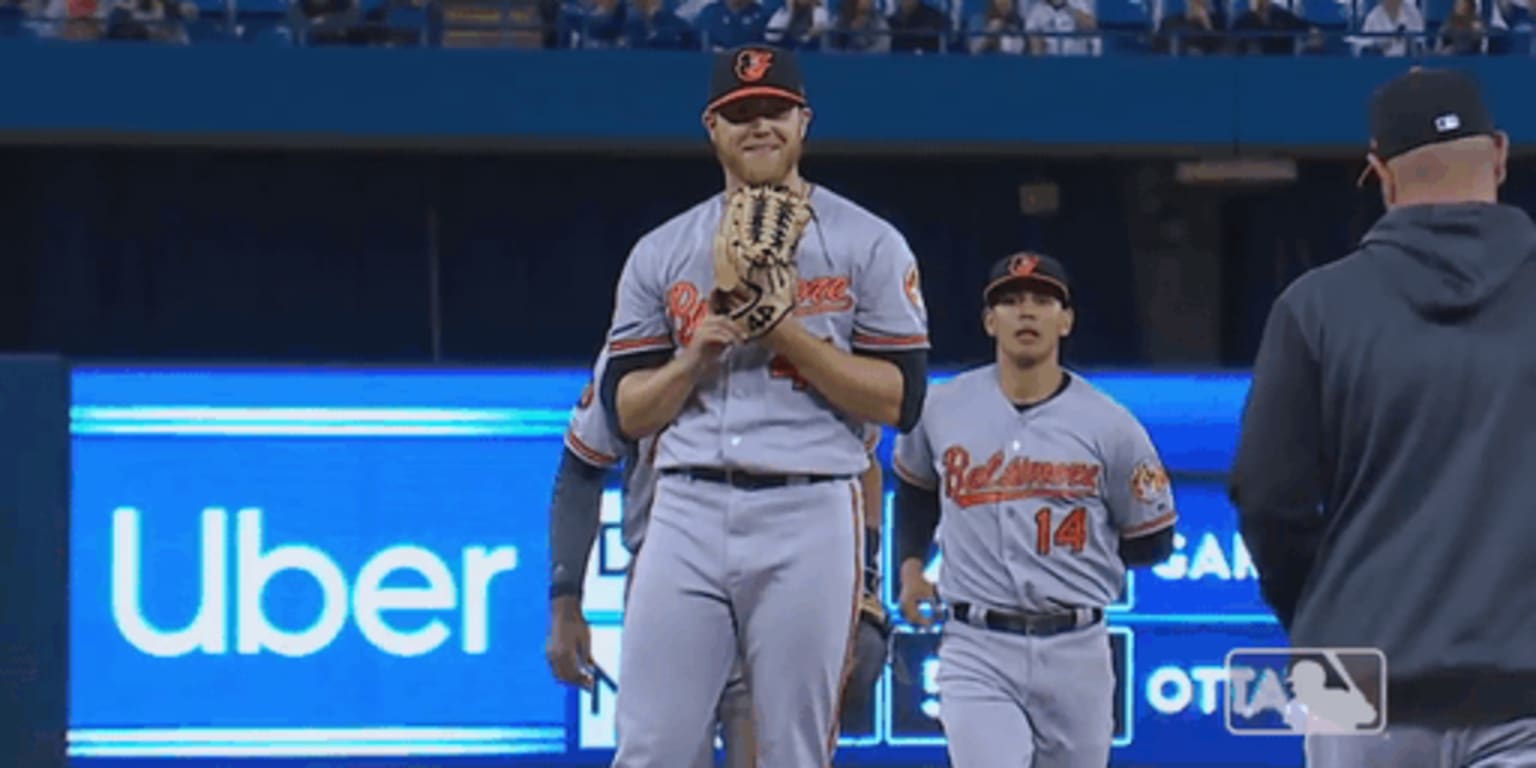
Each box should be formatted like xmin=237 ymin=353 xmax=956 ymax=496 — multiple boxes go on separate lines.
xmin=892 ymin=457 xmax=938 ymax=491
xmin=852 ymin=332 xmax=929 ymax=349
xmin=609 ymin=335 xmax=673 ymax=354
xmin=827 ymin=480 xmax=863 ymax=764
xmin=941 ymin=447 xmax=1100 ymax=510
xmin=565 ymin=429 xmax=620 ymax=469
xmin=1122 ymin=510 xmax=1177 ymax=538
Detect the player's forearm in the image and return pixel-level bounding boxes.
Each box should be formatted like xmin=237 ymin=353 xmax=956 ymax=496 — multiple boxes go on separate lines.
xmin=893 ymin=478 xmax=940 ymax=576
xmin=548 ymin=448 xmax=609 ymax=600
xmin=765 ymin=322 xmax=905 ymax=426
xmin=1239 ymin=514 xmax=1323 ymax=631
xmin=615 ymin=360 xmax=703 ymax=438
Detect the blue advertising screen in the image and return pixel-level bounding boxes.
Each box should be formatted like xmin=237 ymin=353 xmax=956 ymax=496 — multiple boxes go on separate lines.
xmin=66 ymin=365 xmax=1304 ymax=766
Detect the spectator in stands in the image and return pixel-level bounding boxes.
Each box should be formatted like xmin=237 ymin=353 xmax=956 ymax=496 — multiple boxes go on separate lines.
xmin=829 ymin=0 xmax=890 ymax=50
xmin=291 ymin=0 xmax=361 ymax=44
xmin=626 ymin=0 xmax=694 ymax=46
xmin=1353 ymin=0 xmax=1424 ymax=55
xmin=694 ymin=0 xmax=769 ymax=49
xmin=103 ymin=0 xmax=191 ymax=41
xmin=31 ymin=0 xmax=107 ymax=39
xmin=766 ymin=0 xmax=828 ymax=48
xmin=1489 ymin=0 xmax=1533 ymax=53
xmin=1155 ymin=0 xmax=1227 ymax=53
xmin=1024 ymin=0 xmax=1099 ymax=54
xmin=888 ymin=0 xmax=947 ymax=51
xmin=1231 ymin=0 xmax=1311 ymax=54
xmin=966 ymin=0 xmax=1025 ymax=53
xmin=558 ymin=0 xmax=626 ymax=47
xmin=1436 ymin=0 xmax=1485 ymax=53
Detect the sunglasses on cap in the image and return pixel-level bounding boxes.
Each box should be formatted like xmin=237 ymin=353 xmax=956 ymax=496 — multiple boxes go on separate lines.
xmin=713 ymin=96 xmax=801 ymax=125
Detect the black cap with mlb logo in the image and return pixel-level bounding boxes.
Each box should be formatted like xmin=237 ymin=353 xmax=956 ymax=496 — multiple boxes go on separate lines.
xmin=707 ymin=44 xmax=808 ymax=113
xmin=983 ymin=252 xmax=1073 ymax=308
xmin=1360 ymin=67 xmax=1497 ymax=184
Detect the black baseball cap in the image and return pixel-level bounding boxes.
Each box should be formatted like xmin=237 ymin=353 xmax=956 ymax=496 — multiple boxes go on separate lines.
xmin=706 ymin=45 xmax=808 ymax=114
xmin=983 ymin=252 xmax=1072 ymax=307
xmin=1358 ymin=67 xmax=1497 ymax=186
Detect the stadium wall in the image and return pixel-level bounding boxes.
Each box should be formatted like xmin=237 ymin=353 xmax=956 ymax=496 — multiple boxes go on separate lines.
xmin=2 ymin=41 xmax=1534 ymax=153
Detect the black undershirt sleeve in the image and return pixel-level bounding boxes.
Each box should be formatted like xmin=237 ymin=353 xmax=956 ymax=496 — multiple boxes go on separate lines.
xmin=893 ymin=476 xmax=941 ymax=578
xmin=1118 ymin=527 xmax=1176 ymax=568
xmin=858 ymin=348 xmax=928 ymax=433
xmin=547 ymin=448 xmax=610 ymax=600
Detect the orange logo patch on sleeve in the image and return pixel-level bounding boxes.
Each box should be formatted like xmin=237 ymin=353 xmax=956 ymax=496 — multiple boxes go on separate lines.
xmin=903 ymin=264 xmax=925 ymax=313
xmin=735 ymin=49 xmax=774 ymax=82
xmin=1130 ymin=460 xmax=1171 ymax=504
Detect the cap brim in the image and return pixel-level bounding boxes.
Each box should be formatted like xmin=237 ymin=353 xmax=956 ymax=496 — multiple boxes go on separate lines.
xmin=984 ymin=274 xmax=1070 ymax=306
xmin=706 ymin=87 xmax=807 ymax=113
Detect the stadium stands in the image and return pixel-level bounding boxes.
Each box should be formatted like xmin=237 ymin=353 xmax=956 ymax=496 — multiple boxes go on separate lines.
xmin=0 ymin=0 xmax=1530 ymax=53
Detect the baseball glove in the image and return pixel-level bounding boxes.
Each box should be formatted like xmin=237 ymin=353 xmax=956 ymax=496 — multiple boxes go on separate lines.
xmin=710 ymin=184 xmax=813 ymax=341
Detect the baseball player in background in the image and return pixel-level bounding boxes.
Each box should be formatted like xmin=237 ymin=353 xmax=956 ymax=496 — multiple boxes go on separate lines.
xmin=1231 ymin=67 xmax=1536 ymax=767
xmin=595 ymin=43 xmax=929 ymax=768
xmin=892 ymin=253 xmax=1177 ymax=768
xmin=543 ymin=350 xmax=894 ymax=767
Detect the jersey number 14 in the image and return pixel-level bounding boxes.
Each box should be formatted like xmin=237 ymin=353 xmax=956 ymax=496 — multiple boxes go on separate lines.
xmin=1035 ymin=506 xmax=1088 ymax=556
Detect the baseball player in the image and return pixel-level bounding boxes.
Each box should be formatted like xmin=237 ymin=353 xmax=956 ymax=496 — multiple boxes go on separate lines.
xmin=595 ymin=43 xmax=929 ymax=768
xmin=1231 ymin=67 xmax=1536 ymax=766
xmin=891 ymin=253 xmax=1177 ymax=768
xmin=548 ymin=357 xmax=901 ymax=763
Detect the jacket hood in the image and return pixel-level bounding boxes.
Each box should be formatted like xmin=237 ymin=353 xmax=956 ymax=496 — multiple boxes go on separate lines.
xmin=1359 ymin=202 xmax=1536 ymax=319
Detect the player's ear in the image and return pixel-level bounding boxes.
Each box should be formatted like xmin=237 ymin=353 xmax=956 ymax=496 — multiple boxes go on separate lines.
xmin=1493 ymin=130 xmax=1509 ymax=186
xmin=1365 ymin=152 xmax=1396 ymax=208
xmin=798 ymin=107 xmax=813 ymax=139
xmin=702 ymin=110 xmax=718 ymax=135
xmin=1059 ymin=306 xmax=1074 ymax=338
xmin=982 ymin=306 xmax=997 ymax=339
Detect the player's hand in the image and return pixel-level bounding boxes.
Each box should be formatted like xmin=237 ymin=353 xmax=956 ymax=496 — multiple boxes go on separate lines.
xmin=897 ymin=558 xmax=940 ymax=628
xmin=545 ymin=597 xmax=594 ymax=690
xmin=680 ymin=314 xmax=743 ymax=371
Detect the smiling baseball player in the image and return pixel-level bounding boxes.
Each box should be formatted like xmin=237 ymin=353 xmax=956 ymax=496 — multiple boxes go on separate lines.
xmin=892 ymin=253 xmax=1176 ymax=768
xmin=595 ymin=43 xmax=929 ymax=768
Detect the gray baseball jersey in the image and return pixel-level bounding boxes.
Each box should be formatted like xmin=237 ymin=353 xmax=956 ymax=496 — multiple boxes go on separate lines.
xmin=892 ymin=366 xmax=1177 ymax=612
xmin=566 ymin=348 xmax=883 ymax=551
xmin=894 ymin=366 xmax=1175 ymax=767
xmin=604 ymin=185 xmax=929 ymax=477
xmin=603 ymin=185 xmax=926 ymax=768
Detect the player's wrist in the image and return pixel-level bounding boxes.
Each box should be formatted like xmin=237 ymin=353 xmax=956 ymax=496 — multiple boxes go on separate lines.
xmin=760 ymin=314 xmax=806 ymax=352
xmin=862 ymin=531 xmax=881 ymax=585
xmin=550 ymin=593 xmax=584 ymax=618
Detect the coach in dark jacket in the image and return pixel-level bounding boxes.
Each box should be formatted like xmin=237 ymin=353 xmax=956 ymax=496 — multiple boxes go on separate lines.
xmin=1230 ymin=67 xmax=1536 ymax=767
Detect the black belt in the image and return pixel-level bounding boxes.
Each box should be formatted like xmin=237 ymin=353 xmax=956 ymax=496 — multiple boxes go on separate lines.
xmin=662 ymin=466 xmax=847 ymax=491
xmin=951 ymin=602 xmax=1103 ymax=637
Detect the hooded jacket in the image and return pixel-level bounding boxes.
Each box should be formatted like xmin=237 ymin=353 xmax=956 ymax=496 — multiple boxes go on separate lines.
xmin=1231 ymin=202 xmax=1536 ymax=726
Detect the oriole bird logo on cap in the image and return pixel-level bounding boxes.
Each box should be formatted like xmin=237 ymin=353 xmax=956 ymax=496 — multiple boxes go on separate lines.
xmin=734 ymin=49 xmax=774 ymax=83
xmin=1008 ymin=253 xmax=1041 ymax=277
